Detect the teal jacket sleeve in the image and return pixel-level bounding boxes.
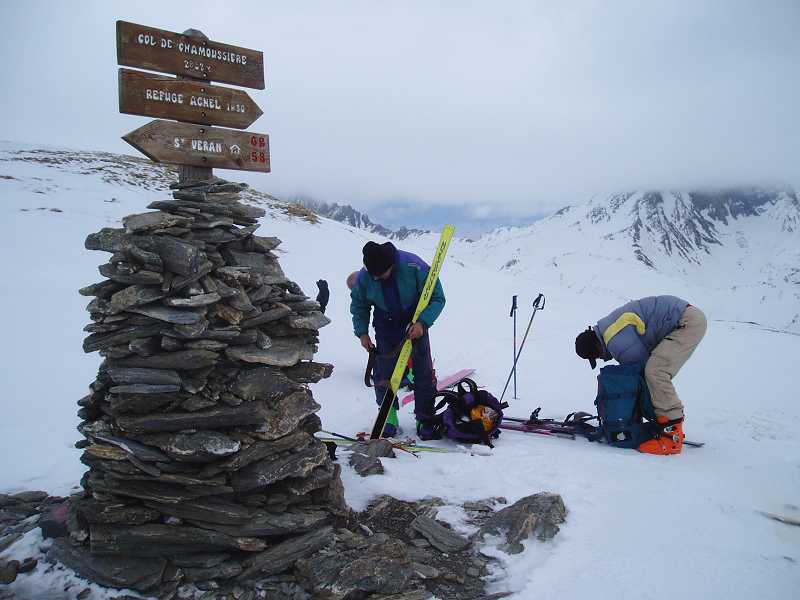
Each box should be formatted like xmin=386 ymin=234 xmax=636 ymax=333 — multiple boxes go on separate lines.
xmin=349 ymin=278 xmax=372 ymax=337
xmin=417 ymin=271 xmax=446 ymax=329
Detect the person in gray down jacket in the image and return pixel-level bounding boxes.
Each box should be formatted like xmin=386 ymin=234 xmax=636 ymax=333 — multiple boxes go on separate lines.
xmin=574 ymin=295 xmax=707 ymax=455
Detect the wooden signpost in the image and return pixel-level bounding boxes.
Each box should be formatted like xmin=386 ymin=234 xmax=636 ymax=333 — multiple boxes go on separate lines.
xmin=123 ymin=120 xmax=270 ymax=173
xmin=116 ymin=20 xmax=269 ymax=180
xmin=119 ymin=69 xmax=263 ymax=129
xmin=117 ymin=21 xmax=265 ymax=89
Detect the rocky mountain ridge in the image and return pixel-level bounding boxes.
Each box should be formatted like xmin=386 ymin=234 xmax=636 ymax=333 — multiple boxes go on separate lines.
xmin=292 ymin=195 xmax=430 ymax=241
xmin=460 ymin=186 xmax=800 ymax=332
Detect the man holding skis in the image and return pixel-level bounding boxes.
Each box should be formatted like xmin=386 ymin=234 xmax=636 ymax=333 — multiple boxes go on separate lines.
xmin=350 ymin=241 xmax=445 ymax=439
xmin=575 ymin=295 xmax=707 ymax=455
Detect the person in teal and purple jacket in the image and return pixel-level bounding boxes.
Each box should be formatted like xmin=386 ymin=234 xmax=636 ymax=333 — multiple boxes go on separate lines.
xmin=350 ymin=241 xmax=446 ymax=439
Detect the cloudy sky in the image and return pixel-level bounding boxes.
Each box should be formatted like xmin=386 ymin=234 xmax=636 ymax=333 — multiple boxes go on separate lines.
xmin=1 ymin=0 xmax=798 ymax=230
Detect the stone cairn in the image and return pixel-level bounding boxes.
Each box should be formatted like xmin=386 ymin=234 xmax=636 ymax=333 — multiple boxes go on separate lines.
xmin=54 ymin=178 xmax=346 ymax=598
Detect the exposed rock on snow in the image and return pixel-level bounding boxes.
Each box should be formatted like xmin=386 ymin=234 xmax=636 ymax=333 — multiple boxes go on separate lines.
xmin=475 ymin=492 xmax=567 ymax=554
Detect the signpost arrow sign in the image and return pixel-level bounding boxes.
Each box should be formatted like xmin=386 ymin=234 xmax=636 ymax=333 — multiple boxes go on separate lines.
xmin=123 ymin=120 xmax=270 ymax=173
xmin=117 ymin=20 xmax=265 ymax=89
xmin=119 ymin=69 xmax=263 ymax=129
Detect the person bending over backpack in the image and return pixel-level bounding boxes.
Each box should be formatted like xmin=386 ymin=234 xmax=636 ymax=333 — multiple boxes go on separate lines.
xmin=350 ymin=241 xmax=445 ymax=439
xmin=575 ymin=295 xmax=707 ymax=455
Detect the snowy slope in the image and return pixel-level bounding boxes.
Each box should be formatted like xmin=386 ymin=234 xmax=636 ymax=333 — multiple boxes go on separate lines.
xmin=0 ymin=143 xmax=798 ymax=599
xmin=456 ymin=188 xmax=800 ymax=333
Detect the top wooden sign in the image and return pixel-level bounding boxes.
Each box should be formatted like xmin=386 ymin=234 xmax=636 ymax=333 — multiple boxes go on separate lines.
xmin=116 ymin=20 xmax=265 ymax=89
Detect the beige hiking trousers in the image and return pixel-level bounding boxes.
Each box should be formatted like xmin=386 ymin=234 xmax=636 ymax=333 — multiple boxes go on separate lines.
xmin=644 ymin=305 xmax=707 ymax=420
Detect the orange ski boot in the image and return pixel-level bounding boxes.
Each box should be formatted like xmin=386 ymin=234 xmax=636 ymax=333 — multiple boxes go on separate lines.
xmin=638 ymin=416 xmax=684 ymax=455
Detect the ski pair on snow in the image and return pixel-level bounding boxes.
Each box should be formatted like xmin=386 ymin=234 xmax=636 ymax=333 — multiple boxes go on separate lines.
xmin=501 ymin=412 xmax=705 ymax=447
xmin=369 ymin=225 xmax=456 ymax=440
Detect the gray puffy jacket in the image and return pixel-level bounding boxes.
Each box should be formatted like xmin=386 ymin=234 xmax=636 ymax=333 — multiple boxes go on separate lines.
xmin=594 ymin=295 xmax=689 ymax=364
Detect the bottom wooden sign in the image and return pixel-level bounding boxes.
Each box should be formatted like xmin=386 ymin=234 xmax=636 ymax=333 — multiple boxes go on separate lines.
xmin=123 ymin=119 xmax=270 ymax=173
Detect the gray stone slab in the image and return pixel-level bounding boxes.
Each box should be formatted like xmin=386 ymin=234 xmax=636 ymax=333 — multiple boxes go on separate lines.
xmin=89 ymin=524 xmax=265 ymax=556
xmin=230 ymin=366 xmax=302 ymax=402
xmin=107 ymin=368 xmax=182 ymax=386
xmin=201 ymin=431 xmax=311 ymax=476
xmin=145 ymin=498 xmax=252 ymax=526
xmin=239 ymin=303 xmax=292 ymax=328
xmin=92 ymin=434 xmax=171 ymax=463
xmin=158 ymin=431 xmax=241 ymax=463
xmin=110 ymin=285 xmax=165 ymax=311
xmin=85 ymin=227 xmax=129 ymax=252
xmin=189 ymin=509 xmax=329 ymax=538
xmin=76 ymin=499 xmax=161 ymax=525
xmin=226 ymin=339 xmax=314 ymax=367
xmin=107 ymin=349 xmax=219 ymax=370
xmin=348 ymin=453 xmax=384 ymax=477
xmin=116 ymin=401 xmax=272 ymax=434
xmin=287 ymin=311 xmax=331 ymax=330
xmin=99 ymin=263 xmax=163 ymax=285
xmin=84 ymin=325 xmax=166 ymax=353
xmin=47 ymin=538 xmax=166 ymax=592
xmin=231 ymin=442 xmax=329 ymax=492
xmin=238 ymin=526 xmax=333 ymax=580
xmin=109 ymin=384 xmax=181 ymax=395
xmin=249 ymin=235 xmax=281 ymax=252
xmin=123 ymin=211 xmax=194 ymax=233
xmin=284 ymin=362 xmax=334 ymax=383
xmin=164 ymin=293 xmax=221 ymax=307
xmin=152 ymin=235 xmax=203 ymax=277
xmin=128 ymin=304 xmax=206 ymax=325
xmin=410 ymin=516 xmax=470 ymax=554
xmin=79 ymin=279 xmax=126 ymax=298
xmin=182 ymin=560 xmax=242 ymax=582
xmin=106 ymin=392 xmax=182 ymax=416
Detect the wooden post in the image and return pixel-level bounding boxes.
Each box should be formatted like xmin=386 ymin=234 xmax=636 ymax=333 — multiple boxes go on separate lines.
xmin=178 ymin=164 xmax=213 ymax=183
xmin=178 ymin=28 xmax=213 ymax=184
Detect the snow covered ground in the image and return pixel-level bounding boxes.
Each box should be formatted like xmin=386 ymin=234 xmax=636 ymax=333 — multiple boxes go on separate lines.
xmin=1 ymin=144 xmax=798 ymax=599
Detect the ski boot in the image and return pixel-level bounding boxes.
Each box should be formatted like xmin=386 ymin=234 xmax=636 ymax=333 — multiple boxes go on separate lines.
xmin=638 ymin=416 xmax=684 ymax=455
xmin=416 ymin=420 xmax=442 ymax=441
xmin=382 ymin=423 xmax=399 ymax=438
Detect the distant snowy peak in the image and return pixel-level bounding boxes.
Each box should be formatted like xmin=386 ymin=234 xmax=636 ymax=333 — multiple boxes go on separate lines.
xmin=550 ymin=187 xmax=800 ymax=268
xmin=294 ymin=196 xmax=429 ymax=240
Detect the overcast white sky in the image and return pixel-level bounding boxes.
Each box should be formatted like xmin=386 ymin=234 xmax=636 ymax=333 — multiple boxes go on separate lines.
xmin=1 ymin=0 xmax=798 ymax=220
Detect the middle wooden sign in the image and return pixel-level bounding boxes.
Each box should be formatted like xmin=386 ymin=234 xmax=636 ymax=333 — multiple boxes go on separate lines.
xmin=118 ymin=68 xmax=263 ymax=129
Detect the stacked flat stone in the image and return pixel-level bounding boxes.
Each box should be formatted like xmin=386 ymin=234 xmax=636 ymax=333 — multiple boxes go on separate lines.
xmin=60 ymin=178 xmax=345 ymax=598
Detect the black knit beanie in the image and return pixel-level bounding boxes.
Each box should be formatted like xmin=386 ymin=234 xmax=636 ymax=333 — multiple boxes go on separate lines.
xmin=363 ymin=241 xmax=396 ymax=276
xmin=575 ymin=328 xmax=600 ymax=369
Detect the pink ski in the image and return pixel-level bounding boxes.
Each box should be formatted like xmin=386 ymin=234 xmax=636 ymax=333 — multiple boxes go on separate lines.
xmin=400 ymin=368 xmax=476 ymax=406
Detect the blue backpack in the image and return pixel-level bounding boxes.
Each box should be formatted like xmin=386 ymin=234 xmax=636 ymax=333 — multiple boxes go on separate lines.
xmin=594 ymin=362 xmax=658 ymax=448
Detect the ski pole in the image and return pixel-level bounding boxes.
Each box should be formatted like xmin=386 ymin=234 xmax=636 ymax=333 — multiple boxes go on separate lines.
xmin=499 ymin=293 xmax=545 ymax=402
xmin=509 ymin=295 xmax=518 ymax=399
xmin=321 ymin=429 xmax=360 ymax=442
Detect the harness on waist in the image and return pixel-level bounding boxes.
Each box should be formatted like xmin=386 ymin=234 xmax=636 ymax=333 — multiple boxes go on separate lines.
xmin=373 ymin=276 xmax=415 ymax=337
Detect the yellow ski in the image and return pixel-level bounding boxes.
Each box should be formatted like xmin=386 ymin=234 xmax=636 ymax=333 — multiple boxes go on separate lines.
xmin=370 ymin=225 xmax=455 ymax=439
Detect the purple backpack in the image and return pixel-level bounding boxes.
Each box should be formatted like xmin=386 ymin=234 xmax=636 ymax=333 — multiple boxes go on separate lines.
xmin=434 ymin=378 xmax=507 ymax=447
